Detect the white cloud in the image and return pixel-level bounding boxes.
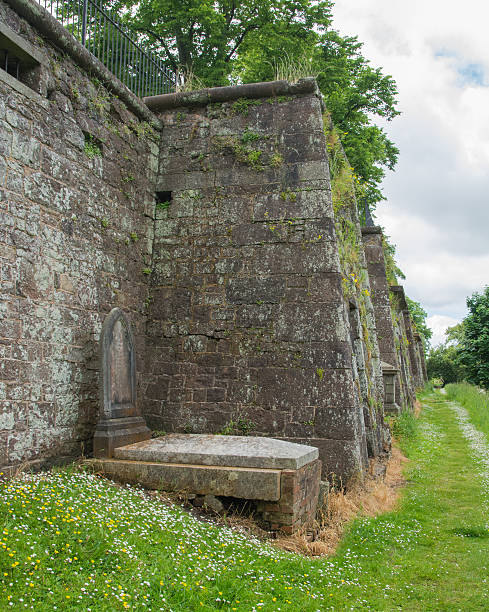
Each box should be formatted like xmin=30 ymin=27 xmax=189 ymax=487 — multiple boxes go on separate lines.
xmin=427 ymin=314 xmax=460 ymax=347
xmin=332 ymin=0 xmax=489 ymax=323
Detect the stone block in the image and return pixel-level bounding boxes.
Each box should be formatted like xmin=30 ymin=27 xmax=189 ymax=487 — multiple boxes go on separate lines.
xmin=226 ymin=277 xmax=285 ymax=304
xmin=89 ymin=458 xmax=282 ymax=500
xmin=275 ymin=303 xmax=348 ymax=342
xmin=114 ymin=434 xmax=318 ymax=469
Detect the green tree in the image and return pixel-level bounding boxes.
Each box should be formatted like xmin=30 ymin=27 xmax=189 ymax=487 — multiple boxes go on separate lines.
xmin=446 ymin=321 xmax=465 ymax=346
xmin=119 ymin=0 xmax=332 ymax=86
xmin=459 ymin=287 xmax=489 ymax=389
xmin=314 ymin=31 xmax=399 ymax=207
xmin=426 ymin=343 xmax=466 ymax=385
xmin=118 ymin=0 xmax=399 ymax=209
xmin=238 ymin=28 xmax=400 ymax=207
xmin=406 ymin=296 xmax=432 ymax=352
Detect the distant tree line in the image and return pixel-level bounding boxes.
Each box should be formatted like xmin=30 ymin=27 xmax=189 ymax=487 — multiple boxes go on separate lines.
xmin=427 ymin=286 xmax=489 ymax=389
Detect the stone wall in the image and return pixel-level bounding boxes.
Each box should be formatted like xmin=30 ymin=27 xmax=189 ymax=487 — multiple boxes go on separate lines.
xmin=142 ymin=84 xmax=369 ymax=481
xmin=0 ymin=0 xmax=426 ymax=482
xmin=0 ymin=0 xmax=159 ymax=472
xmin=325 ymin=121 xmax=386 ymax=457
xmin=390 ymin=285 xmax=417 ymax=407
xmin=361 ymin=225 xmax=425 ymax=411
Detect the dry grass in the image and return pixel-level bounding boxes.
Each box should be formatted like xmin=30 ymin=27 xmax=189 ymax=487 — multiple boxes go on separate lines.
xmin=154 ymin=444 xmax=410 ymax=558
xmin=274 ymin=445 xmax=408 ymax=557
xmin=272 ymin=52 xmax=318 ymax=83
xmin=175 ymin=67 xmax=205 ymax=92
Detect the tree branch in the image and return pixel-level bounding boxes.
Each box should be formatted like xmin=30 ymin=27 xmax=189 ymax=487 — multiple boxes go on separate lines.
xmin=134 ymin=27 xmax=178 ymax=71
xmin=225 ymin=23 xmax=259 ymax=62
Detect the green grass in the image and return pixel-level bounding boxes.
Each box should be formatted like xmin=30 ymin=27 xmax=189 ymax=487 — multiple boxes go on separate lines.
xmin=1 ymin=390 xmax=489 ymax=610
xmin=445 ymin=381 xmax=489 ymax=439
xmin=390 ymin=409 xmax=419 ymax=442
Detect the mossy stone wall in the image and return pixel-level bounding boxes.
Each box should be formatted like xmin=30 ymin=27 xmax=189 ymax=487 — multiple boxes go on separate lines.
xmin=0 ymin=0 xmax=159 ymax=473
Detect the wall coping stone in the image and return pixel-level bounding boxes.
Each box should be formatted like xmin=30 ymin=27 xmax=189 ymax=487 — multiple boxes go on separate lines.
xmin=4 ymin=0 xmax=161 ymax=129
xmin=144 ymin=77 xmax=321 ymax=111
xmin=390 ymin=285 xmax=409 ymax=310
xmin=361 ymin=226 xmax=383 ymax=236
xmin=0 ymin=18 xmax=47 ymax=65
xmin=381 ymin=361 xmax=399 ymax=374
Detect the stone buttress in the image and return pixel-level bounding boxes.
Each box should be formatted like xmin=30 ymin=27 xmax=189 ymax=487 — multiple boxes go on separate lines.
xmin=141 ymin=81 xmax=369 ymax=482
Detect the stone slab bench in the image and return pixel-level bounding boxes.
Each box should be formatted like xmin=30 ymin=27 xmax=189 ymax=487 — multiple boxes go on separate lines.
xmin=89 ymin=434 xmax=321 ymax=533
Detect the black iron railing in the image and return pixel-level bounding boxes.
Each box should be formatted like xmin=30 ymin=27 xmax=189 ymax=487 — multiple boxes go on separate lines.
xmin=35 ymin=0 xmax=175 ymax=97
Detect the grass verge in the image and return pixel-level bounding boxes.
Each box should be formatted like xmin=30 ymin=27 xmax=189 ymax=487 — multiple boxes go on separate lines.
xmin=445 ymin=381 xmax=489 ymax=439
xmin=1 ymin=391 xmax=489 ymax=610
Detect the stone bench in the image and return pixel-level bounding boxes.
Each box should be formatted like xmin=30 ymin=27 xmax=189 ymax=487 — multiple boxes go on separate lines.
xmin=89 ymin=433 xmax=321 ymax=533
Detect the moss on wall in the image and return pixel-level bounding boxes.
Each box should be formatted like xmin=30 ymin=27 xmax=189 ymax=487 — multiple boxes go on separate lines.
xmin=324 ymin=115 xmax=385 ymax=455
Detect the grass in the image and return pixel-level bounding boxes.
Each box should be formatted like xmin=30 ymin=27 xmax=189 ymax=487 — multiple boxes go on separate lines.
xmin=272 ymin=53 xmax=318 ymax=83
xmin=1 ymin=389 xmax=489 ymax=610
xmin=390 ymin=409 xmax=419 ymax=442
xmin=445 ymin=381 xmax=489 ymax=439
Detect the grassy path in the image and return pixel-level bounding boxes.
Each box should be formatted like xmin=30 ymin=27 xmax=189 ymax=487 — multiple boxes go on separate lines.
xmin=1 ymin=390 xmax=489 ymax=610
xmin=326 ymin=391 xmax=489 ymax=610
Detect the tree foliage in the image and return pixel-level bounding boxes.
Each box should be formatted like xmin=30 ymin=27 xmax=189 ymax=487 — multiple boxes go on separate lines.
xmin=427 ymin=343 xmax=466 ymax=385
xmin=406 ymin=296 xmax=432 ymax=351
xmin=314 ymin=31 xmax=399 ymax=207
xmin=118 ymin=0 xmax=399 ymax=208
xmin=119 ymin=0 xmax=332 ymax=86
xmin=458 ymin=287 xmax=489 ymax=389
xmin=425 ymin=287 xmax=489 ymax=389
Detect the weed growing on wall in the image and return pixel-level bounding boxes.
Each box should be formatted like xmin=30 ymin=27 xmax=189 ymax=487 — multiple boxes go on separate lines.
xmin=231 ymin=97 xmax=262 ymax=115
xmin=211 ymin=132 xmax=283 ymax=171
xmin=219 ymin=416 xmax=257 ymax=436
xmin=83 ymin=134 xmax=102 ymax=158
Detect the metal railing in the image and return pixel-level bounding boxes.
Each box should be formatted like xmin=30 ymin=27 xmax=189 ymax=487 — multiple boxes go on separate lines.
xmin=36 ymin=0 xmax=175 ymax=97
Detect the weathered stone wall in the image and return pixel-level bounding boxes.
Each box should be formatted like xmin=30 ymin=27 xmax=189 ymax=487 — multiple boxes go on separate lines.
xmin=325 ymin=121 xmax=386 ymax=457
xmin=142 ymin=85 xmax=369 ymax=481
xmin=390 ymin=285 xmax=417 ymax=407
xmin=414 ymin=333 xmax=427 ymax=386
xmin=0 ymin=0 xmax=426 ymax=483
xmin=361 ymin=224 xmax=423 ymax=411
xmin=0 ymin=0 xmax=159 ymax=473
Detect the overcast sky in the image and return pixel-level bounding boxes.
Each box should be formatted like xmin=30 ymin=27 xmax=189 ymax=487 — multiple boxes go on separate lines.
xmin=332 ymin=0 xmax=489 ymax=346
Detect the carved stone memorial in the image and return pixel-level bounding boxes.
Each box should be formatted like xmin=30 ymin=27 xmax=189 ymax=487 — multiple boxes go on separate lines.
xmin=93 ymin=308 xmax=151 ymax=457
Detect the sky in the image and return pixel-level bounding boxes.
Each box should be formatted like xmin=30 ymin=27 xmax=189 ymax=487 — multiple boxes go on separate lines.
xmin=332 ymin=0 xmax=489 ymax=347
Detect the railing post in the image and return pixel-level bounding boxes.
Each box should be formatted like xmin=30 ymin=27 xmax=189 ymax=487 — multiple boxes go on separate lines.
xmin=81 ymin=0 xmax=88 ymax=46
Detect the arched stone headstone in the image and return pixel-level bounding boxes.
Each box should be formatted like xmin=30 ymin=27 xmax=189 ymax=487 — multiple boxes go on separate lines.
xmin=93 ymin=308 xmax=151 ymax=457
